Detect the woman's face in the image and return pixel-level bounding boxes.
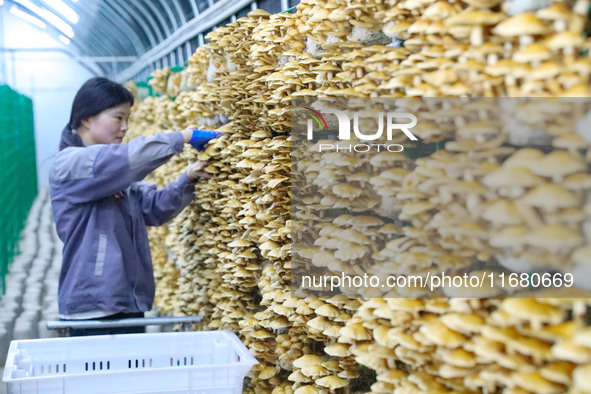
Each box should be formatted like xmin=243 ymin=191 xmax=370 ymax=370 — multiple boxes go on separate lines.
xmin=81 ymin=103 xmax=131 ymax=145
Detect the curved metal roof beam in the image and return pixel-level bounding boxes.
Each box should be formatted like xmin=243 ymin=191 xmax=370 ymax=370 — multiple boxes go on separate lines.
xmin=62 ymin=3 xmax=129 ymax=57
xmin=47 ymin=0 xmax=137 ymax=55
xmin=188 ymin=0 xmax=199 ymax=18
xmin=106 ymin=0 xmax=157 ymax=49
xmin=165 ymin=0 xmax=186 ymax=25
xmin=152 ymin=0 xmax=177 ymax=31
xmin=116 ymin=0 xmax=255 ymax=82
xmin=94 ymin=3 xmax=145 ymax=55
xmin=141 ymin=0 xmax=172 ymax=36
xmin=6 ymin=1 xmax=109 ymax=73
xmin=156 ymin=1 xmax=188 ymax=65
xmin=6 ymin=0 xmax=111 ymax=62
xmin=126 ymin=0 xmax=165 ymax=43
xmin=37 ymin=0 xmax=133 ymax=56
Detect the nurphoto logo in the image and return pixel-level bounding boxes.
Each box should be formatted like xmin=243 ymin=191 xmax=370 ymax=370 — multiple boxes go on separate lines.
xmin=302 ymin=106 xmax=419 ymax=153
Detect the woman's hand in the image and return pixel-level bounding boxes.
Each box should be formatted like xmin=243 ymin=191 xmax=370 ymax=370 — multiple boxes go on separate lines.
xmin=181 ymin=128 xmax=194 ymax=143
xmin=181 ymin=128 xmax=222 ymax=150
xmin=187 ymin=161 xmax=212 ymax=181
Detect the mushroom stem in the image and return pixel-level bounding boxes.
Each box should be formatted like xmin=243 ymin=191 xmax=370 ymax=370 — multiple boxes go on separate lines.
xmin=574 ymin=0 xmax=590 ymax=14
xmin=470 ymin=26 xmax=484 ymax=47
xmin=518 ymin=35 xmax=534 ymax=47
xmin=487 ymin=54 xmax=498 ymax=66
xmin=554 ymin=20 xmax=567 ymax=31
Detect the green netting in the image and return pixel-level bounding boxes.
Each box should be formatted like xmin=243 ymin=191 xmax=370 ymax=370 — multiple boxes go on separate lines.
xmin=0 ymin=85 xmax=38 ymax=296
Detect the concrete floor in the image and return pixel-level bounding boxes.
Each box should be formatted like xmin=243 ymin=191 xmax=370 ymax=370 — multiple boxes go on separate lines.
xmin=1 ymin=367 xmax=6 ymax=394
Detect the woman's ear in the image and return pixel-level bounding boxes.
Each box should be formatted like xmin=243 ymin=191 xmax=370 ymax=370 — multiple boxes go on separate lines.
xmin=80 ymin=116 xmax=93 ymax=130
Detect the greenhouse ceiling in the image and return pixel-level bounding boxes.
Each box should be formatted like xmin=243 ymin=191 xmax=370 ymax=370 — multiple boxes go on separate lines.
xmin=2 ymin=0 xmax=299 ymax=81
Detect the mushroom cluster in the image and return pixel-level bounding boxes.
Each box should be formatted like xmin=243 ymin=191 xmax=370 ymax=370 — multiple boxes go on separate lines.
xmin=346 ymin=295 xmax=591 ymax=393
xmin=148 ymin=66 xmax=171 ymax=95
xmin=123 ymin=0 xmax=591 ymax=392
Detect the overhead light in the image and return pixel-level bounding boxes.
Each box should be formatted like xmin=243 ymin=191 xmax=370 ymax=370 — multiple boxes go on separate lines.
xmin=13 ymin=0 xmax=74 ymax=38
xmin=58 ymin=35 xmax=70 ymax=45
xmin=42 ymin=0 xmax=78 ymax=24
xmin=9 ymin=6 xmax=47 ymax=29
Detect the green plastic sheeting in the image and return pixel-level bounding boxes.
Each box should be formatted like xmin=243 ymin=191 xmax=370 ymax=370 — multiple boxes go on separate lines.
xmin=0 ymin=85 xmax=38 ymax=296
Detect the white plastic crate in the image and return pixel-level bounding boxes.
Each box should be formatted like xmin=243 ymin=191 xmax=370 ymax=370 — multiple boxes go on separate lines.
xmin=2 ymin=331 xmax=257 ymax=394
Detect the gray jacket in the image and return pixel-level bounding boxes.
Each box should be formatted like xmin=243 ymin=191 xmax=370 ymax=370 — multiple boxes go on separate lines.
xmin=49 ymin=132 xmax=196 ymax=315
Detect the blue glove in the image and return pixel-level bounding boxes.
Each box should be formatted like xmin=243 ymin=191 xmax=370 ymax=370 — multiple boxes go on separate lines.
xmin=189 ymin=129 xmax=222 ymax=151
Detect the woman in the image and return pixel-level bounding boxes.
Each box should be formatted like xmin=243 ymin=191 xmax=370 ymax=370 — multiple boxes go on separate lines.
xmin=49 ymin=77 xmax=219 ymax=336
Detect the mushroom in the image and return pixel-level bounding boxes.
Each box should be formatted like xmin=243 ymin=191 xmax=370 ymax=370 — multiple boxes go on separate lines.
xmin=511 ymin=372 xmax=566 ymax=394
xmin=492 ymin=13 xmax=551 ymax=47
xmin=316 ymin=375 xmax=348 ymax=390
xmin=532 ymin=150 xmax=587 ymax=182
xmin=519 ymin=184 xmax=580 ymax=212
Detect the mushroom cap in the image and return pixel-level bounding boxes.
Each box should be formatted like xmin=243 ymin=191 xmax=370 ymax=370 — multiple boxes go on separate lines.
xmin=324 ymin=343 xmax=351 ymax=357
xmin=504 ymin=148 xmax=545 ymax=169
xmin=301 ymin=364 xmax=328 ymax=377
xmin=540 ymin=361 xmax=576 ymax=385
xmin=519 ymin=184 xmax=580 ymax=210
xmin=574 ymin=327 xmax=591 ymax=348
xmin=307 ymin=316 xmax=331 ymax=331
xmin=419 ymin=321 xmax=466 ymax=348
xmin=462 ymin=0 xmax=503 ymax=8
xmin=293 ymin=354 xmax=324 ymax=369
xmin=513 ymin=43 xmax=552 ymax=63
xmin=560 ymin=84 xmax=591 ymax=97
xmin=445 ymin=10 xmax=505 ymax=25
xmin=441 ymin=348 xmax=478 ymax=368
xmin=553 ymin=133 xmax=588 ymax=151
xmin=573 ymin=364 xmax=591 ymax=392
xmin=228 ymin=239 xmax=252 ymax=247
xmin=422 ymin=2 xmax=459 ymax=21
xmin=377 ymin=369 xmax=407 ymax=384
xmin=316 ymin=375 xmax=348 ymax=389
xmin=501 ymin=298 xmax=564 ymax=325
xmin=492 ymin=13 xmax=550 ymax=36
xmin=546 ymin=31 xmax=585 ymax=51
xmin=530 ymin=62 xmax=563 ymax=80
xmin=349 ymin=215 xmax=384 ymax=227
xmin=294 ymin=386 xmax=322 ymax=394
xmin=315 ymin=303 xmax=341 ymax=318
xmin=490 ymin=225 xmax=529 ymax=248
xmin=572 ymin=246 xmax=591 ymax=265
xmin=536 ymin=3 xmax=573 ymax=20
xmin=313 ymin=63 xmax=342 ymax=72
xmin=340 ymin=322 xmax=372 ymax=341
xmin=482 ymin=167 xmax=544 ymax=188
xmin=441 ymin=313 xmax=485 ymax=335
xmin=525 ymin=224 xmax=584 ymax=250
xmin=532 ymin=150 xmax=586 ymax=178
xmin=482 ymin=199 xmax=523 ymax=225
xmin=288 ymin=370 xmax=313 ymax=383
xmin=258 ymin=366 xmax=278 ymax=380
xmin=248 ymin=9 xmax=271 ymax=18
xmin=511 ymin=372 xmax=565 ymax=394
xmin=486 ymin=59 xmax=531 ymax=77
xmin=551 ymin=340 xmax=591 ymax=363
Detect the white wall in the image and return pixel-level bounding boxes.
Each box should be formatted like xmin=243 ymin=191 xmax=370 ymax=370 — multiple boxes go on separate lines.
xmin=1 ymin=6 xmax=96 ymax=187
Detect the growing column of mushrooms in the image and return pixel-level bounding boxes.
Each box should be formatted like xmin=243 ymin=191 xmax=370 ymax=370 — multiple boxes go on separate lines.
xmin=122 ymin=0 xmax=591 ymax=392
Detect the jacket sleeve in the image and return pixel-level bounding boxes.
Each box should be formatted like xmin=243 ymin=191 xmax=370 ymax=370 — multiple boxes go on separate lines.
xmin=136 ymin=172 xmax=197 ymax=226
xmin=49 ymin=132 xmax=185 ymax=204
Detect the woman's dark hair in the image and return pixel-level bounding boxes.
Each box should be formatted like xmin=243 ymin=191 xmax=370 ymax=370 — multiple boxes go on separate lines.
xmin=59 ymin=77 xmax=134 ymax=150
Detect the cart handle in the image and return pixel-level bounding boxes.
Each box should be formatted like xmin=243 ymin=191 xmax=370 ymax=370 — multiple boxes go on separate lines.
xmin=47 ymin=316 xmax=202 ymax=336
